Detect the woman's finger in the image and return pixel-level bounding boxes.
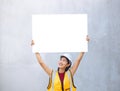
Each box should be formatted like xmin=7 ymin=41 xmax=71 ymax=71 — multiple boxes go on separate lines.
xmin=31 ymin=40 xmax=35 ymax=46
xmin=86 ymin=35 xmax=90 ymax=42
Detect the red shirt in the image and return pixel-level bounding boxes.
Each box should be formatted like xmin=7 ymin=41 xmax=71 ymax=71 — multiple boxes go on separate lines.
xmin=59 ymin=72 xmax=65 ymax=83
xmin=59 ymin=72 xmax=65 ymax=91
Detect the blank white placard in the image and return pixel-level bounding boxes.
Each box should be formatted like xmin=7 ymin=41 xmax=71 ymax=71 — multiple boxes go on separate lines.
xmin=32 ymin=14 xmax=88 ymax=53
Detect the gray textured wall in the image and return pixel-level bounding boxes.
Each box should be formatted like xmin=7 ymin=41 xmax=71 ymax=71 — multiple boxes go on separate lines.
xmin=0 ymin=0 xmax=120 ymax=91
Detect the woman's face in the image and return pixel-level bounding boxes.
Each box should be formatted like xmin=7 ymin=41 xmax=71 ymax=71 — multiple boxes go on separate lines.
xmin=58 ymin=57 xmax=70 ymax=69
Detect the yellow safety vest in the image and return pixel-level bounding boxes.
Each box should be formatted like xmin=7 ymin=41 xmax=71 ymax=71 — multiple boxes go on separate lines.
xmin=47 ymin=70 xmax=76 ymax=91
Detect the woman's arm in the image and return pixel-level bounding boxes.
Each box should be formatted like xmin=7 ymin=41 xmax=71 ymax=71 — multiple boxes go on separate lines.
xmin=70 ymin=36 xmax=90 ymax=76
xmin=70 ymin=52 xmax=84 ymax=76
xmin=31 ymin=40 xmax=52 ymax=77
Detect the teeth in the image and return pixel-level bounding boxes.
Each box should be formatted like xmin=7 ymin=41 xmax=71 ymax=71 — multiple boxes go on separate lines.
xmin=59 ymin=64 xmax=63 ymax=66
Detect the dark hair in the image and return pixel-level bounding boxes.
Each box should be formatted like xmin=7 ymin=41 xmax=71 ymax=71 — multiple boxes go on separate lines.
xmin=58 ymin=56 xmax=72 ymax=72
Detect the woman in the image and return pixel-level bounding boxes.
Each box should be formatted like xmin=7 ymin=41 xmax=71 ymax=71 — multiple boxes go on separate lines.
xmin=31 ymin=36 xmax=89 ymax=91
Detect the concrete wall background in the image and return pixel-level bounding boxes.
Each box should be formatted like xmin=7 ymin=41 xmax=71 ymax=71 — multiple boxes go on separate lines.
xmin=0 ymin=0 xmax=120 ymax=91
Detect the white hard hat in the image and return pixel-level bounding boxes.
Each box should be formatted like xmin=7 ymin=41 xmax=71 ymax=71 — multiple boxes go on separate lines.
xmin=60 ymin=53 xmax=72 ymax=63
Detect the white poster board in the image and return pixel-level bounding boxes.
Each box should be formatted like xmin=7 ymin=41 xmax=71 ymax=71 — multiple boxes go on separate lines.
xmin=32 ymin=14 xmax=88 ymax=53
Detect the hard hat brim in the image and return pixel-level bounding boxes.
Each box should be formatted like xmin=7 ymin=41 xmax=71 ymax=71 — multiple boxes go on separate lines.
xmin=60 ymin=55 xmax=72 ymax=65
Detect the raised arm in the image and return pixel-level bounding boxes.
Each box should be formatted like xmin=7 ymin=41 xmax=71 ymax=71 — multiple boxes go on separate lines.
xmin=31 ymin=40 xmax=52 ymax=77
xmin=70 ymin=52 xmax=84 ymax=76
xmin=70 ymin=36 xmax=90 ymax=76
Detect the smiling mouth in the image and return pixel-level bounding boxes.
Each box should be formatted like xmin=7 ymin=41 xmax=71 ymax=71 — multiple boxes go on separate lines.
xmin=59 ymin=63 xmax=63 ymax=66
